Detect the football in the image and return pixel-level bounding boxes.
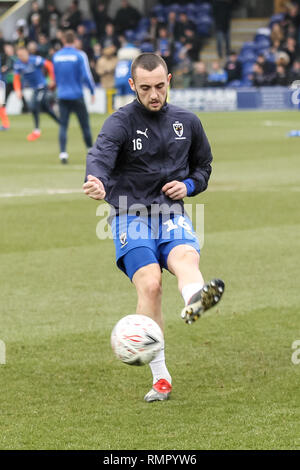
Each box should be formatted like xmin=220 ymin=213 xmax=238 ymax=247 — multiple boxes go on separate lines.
xmin=111 ymin=314 xmax=163 ymax=366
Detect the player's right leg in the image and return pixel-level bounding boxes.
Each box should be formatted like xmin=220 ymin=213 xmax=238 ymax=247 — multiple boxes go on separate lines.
xmin=73 ymin=98 xmax=93 ymax=149
xmin=27 ymin=90 xmax=41 ymax=141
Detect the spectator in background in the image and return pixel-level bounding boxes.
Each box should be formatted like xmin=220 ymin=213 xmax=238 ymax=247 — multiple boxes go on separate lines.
xmin=282 ymin=36 xmax=297 ymax=67
xmin=167 ymin=10 xmax=177 ymax=41
xmin=156 ymin=25 xmax=174 ymax=72
xmin=37 ymin=33 xmax=50 ymax=58
xmin=213 ymin=0 xmax=233 ymax=59
xmin=61 ymin=0 xmax=82 ymax=31
xmin=224 ymin=50 xmax=242 ymax=83
xmin=114 ymin=0 xmax=141 ymax=35
xmin=28 ymin=13 xmax=42 ymax=42
xmin=148 ymin=15 xmax=159 ymax=43
xmin=93 ymin=2 xmax=112 ymax=40
xmin=183 ymin=26 xmax=202 ymax=62
xmin=0 ymin=31 xmax=5 ymax=54
xmin=14 ymin=26 xmax=28 ymax=49
xmin=93 ymin=42 xmax=102 ymax=61
xmin=42 ymin=2 xmax=61 ymax=39
xmin=289 ymin=58 xmax=300 ymax=82
xmin=256 ymin=53 xmax=276 ymax=77
xmin=96 ymin=45 xmax=118 ymax=89
xmin=174 ymin=11 xmax=195 ymax=42
xmin=275 ymin=64 xmax=289 ymax=85
xmin=27 ymin=40 xmax=38 ymax=55
xmin=271 ymin=22 xmax=284 ymax=46
xmin=191 ymin=61 xmax=208 ymax=87
xmin=76 ymin=24 xmax=92 ymax=56
xmin=207 ymin=59 xmax=228 ymax=86
xmin=114 ymin=40 xmax=140 ymax=108
xmin=27 ymin=1 xmax=43 ymax=28
xmin=100 ymin=22 xmax=120 ymax=51
xmin=171 ymin=48 xmax=193 ymax=88
xmin=1 ymin=42 xmax=15 ymax=103
xmin=251 ymin=62 xmax=273 ymax=86
xmin=49 ymin=29 xmax=63 ymax=53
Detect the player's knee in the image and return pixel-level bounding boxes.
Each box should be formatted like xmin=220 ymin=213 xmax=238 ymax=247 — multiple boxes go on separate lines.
xmin=141 ymin=277 xmax=162 ymax=301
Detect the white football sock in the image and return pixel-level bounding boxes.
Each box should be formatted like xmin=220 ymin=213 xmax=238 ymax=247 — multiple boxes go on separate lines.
xmin=149 ymin=341 xmax=172 ymax=385
xmin=181 ymin=282 xmax=204 ymax=306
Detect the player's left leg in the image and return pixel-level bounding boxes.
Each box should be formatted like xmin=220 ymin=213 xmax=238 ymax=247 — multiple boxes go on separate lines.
xmin=27 ymin=89 xmax=41 ymax=141
xmin=40 ymin=89 xmax=60 ymax=124
xmin=167 ymin=244 xmax=225 ymax=324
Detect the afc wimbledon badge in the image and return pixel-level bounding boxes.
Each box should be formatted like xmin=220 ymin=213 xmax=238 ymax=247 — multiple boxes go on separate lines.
xmin=120 ymin=232 xmax=128 ymax=248
xmin=173 ymin=121 xmax=184 ymax=138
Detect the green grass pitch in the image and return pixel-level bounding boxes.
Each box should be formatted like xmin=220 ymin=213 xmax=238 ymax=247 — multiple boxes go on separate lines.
xmin=0 ymin=110 xmax=299 ymax=450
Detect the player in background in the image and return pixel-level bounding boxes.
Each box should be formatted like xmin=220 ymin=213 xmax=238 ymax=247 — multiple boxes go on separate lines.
xmin=83 ymin=53 xmax=225 ymax=402
xmin=53 ymin=30 xmax=95 ymax=164
xmin=0 ymin=55 xmax=10 ymax=131
xmin=13 ymin=46 xmax=60 ymax=141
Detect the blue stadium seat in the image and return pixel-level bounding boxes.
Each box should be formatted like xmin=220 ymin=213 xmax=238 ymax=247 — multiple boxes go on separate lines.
xmin=140 ymin=42 xmax=155 ymax=53
xmin=242 ymin=61 xmax=255 ymax=78
xmin=125 ymin=30 xmax=137 ymax=43
xmin=197 ymin=3 xmax=212 ymax=15
xmin=226 ymin=80 xmax=242 ymax=88
xmin=269 ymin=13 xmax=285 ymax=26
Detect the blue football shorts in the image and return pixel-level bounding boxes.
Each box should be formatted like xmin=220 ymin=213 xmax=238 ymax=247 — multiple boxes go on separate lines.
xmin=111 ymin=213 xmax=200 ymax=280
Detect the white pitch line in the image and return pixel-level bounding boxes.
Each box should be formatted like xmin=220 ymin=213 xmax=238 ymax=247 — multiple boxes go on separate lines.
xmin=0 ymin=188 xmax=82 ymax=198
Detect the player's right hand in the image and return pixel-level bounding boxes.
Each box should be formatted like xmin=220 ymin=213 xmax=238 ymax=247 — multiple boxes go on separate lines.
xmin=82 ymin=175 xmax=106 ymax=200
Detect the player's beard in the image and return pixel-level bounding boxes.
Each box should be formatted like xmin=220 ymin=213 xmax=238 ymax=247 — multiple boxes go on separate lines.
xmin=135 ymin=90 xmax=167 ymax=112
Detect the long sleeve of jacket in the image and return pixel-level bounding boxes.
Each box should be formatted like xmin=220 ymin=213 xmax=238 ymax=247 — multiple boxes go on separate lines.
xmin=85 ymin=113 xmax=127 ymax=189
xmin=187 ymin=114 xmax=213 ymax=196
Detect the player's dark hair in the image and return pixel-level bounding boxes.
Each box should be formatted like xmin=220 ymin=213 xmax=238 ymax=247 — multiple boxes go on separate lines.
xmin=63 ymin=29 xmax=76 ymax=44
xmin=131 ymin=53 xmax=168 ymax=80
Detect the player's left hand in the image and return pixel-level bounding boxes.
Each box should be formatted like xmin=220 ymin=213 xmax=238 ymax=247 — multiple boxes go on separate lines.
xmin=162 ymin=180 xmax=187 ymax=200
xmin=91 ymin=94 xmax=96 ymax=104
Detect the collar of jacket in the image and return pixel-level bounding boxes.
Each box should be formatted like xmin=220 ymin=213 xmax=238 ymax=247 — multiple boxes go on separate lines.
xmin=133 ymin=98 xmax=168 ymax=116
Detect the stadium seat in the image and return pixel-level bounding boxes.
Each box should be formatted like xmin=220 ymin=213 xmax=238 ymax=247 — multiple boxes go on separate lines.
xmin=226 ymin=80 xmax=242 ymax=88
xmin=140 ymin=42 xmax=155 ymax=53
xmin=269 ymin=13 xmax=285 ymax=27
xmin=242 ymin=61 xmax=255 ymax=78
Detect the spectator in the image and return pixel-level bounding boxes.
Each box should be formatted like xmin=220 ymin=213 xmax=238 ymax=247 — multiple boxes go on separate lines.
xmin=271 ymin=22 xmax=284 ymax=46
xmin=96 ymin=45 xmax=118 ymax=89
xmin=114 ymin=0 xmax=141 ymax=35
xmin=282 ymin=36 xmax=297 ymax=67
xmin=1 ymin=42 xmax=16 ymax=100
xmin=76 ymin=24 xmax=92 ymax=55
xmin=28 ymin=13 xmax=43 ymax=42
xmin=93 ymin=1 xmax=112 ymax=40
xmin=174 ymin=12 xmax=195 ymax=42
xmin=50 ymin=29 xmax=63 ymax=52
xmin=251 ymin=63 xmax=274 ymax=86
xmin=61 ymin=0 xmax=82 ymax=31
xmin=41 ymin=2 xmax=61 ymax=39
xmin=14 ymin=26 xmax=28 ymax=49
xmin=27 ymin=1 xmax=43 ymax=28
xmin=27 ymin=40 xmax=38 ymax=55
xmin=148 ymin=15 xmax=159 ymax=43
xmin=191 ymin=61 xmax=209 ymax=87
xmin=93 ymin=42 xmax=102 ymax=61
xmin=183 ymin=26 xmax=202 ymax=62
xmin=256 ymin=53 xmax=276 ymax=76
xmin=289 ymin=58 xmax=300 ymax=82
xmin=167 ymin=10 xmax=177 ymax=41
xmin=114 ymin=41 xmax=140 ymax=108
xmin=0 ymin=31 xmax=5 ymax=54
xmin=207 ymin=60 xmax=228 ymax=86
xmin=156 ymin=25 xmax=174 ymax=72
xmin=37 ymin=33 xmax=50 ymax=58
xmin=171 ymin=48 xmax=193 ymax=88
xmin=224 ymin=50 xmax=242 ymax=83
xmin=213 ymin=0 xmax=234 ymax=58
xmin=275 ymin=64 xmax=289 ymax=85
xmin=100 ymin=22 xmax=120 ymax=51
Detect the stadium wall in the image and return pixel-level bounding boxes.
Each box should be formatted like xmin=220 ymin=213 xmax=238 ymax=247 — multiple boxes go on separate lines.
xmin=5 ymin=87 xmax=300 ymax=115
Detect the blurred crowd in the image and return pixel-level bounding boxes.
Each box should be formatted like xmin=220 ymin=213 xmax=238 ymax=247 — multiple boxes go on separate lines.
xmin=0 ymin=0 xmax=300 ymax=91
